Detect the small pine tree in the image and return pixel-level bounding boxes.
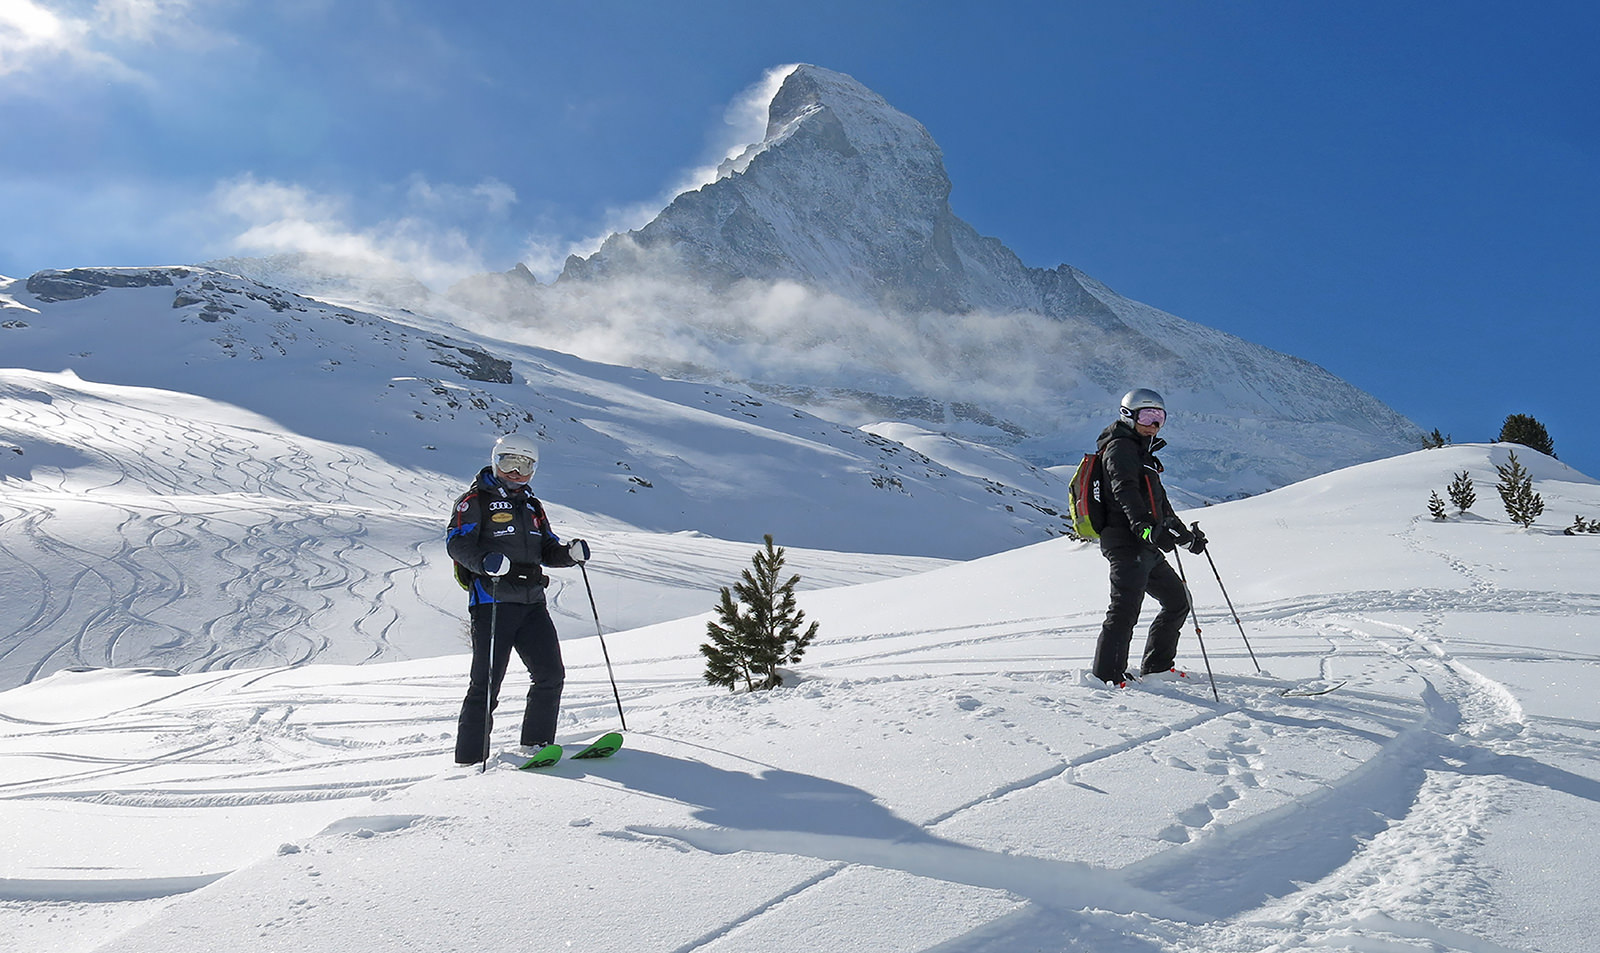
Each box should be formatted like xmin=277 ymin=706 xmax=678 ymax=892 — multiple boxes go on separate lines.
xmin=1498 ymin=414 xmax=1556 ymax=459
xmin=701 ymin=535 xmax=820 ymax=691
xmin=1428 ymin=491 xmax=1447 ymax=521
xmin=1447 ymin=470 xmax=1476 ymax=513
xmin=1422 ymin=429 xmax=1451 ymax=449
xmin=1494 ymin=449 xmax=1545 ymax=528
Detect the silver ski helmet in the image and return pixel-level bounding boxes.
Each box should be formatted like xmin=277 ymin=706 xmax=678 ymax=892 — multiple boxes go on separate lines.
xmin=1119 ymin=388 xmax=1165 ymax=421
xmin=490 ymin=432 xmax=539 ymax=480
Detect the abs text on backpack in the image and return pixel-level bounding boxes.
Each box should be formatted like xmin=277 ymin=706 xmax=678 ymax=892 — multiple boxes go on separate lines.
xmin=1068 ymin=451 xmax=1107 ymax=540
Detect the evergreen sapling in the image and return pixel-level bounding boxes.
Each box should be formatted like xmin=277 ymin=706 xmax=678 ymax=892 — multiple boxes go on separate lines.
xmin=1447 ymin=470 xmax=1476 ymax=513
xmin=1428 ymin=491 xmax=1448 ymax=521
xmin=701 ymin=535 xmax=820 ymax=691
xmin=1494 ymin=450 xmax=1545 ymax=528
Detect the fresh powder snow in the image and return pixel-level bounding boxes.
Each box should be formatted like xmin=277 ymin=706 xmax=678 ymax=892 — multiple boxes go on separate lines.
xmin=2 ymin=441 xmax=1596 ymax=953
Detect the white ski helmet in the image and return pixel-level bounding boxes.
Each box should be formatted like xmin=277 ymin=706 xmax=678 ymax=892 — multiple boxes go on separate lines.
xmin=490 ymin=432 xmax=539 ymax=479
xmin=1119 ymin=388 xmax=1165 ymax=421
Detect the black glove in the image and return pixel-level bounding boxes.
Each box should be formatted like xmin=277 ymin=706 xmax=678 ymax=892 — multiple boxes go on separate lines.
xmin=1186 ymin=523 xmax=1208 ymax=555
xmin=1156 ymin=515 xmax=1192 ymax=552
xmin=567 ymin=539 xmax=590 ymax=563
xmin=1132 ymin=522 xmax=1156 ymax=546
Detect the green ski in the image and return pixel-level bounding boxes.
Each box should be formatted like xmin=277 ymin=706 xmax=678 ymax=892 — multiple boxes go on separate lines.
xmin=516 ymin=742 xmax=563 ymax=770
xmin=571 ymin=731 xmax=624 ymax=760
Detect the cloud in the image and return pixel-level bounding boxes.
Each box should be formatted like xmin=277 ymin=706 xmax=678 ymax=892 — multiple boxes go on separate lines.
xmin=529 ymin=65 xmax=802 ymax=279
xmin=456 ymin=239 xmax=1081 ymax=422
xmin=1 ymin=0 xmax=96 ymax=78
xmin=211 ymin=174 xmax=518 ymax=291
xmin=0 ymin=0 xmax=210 ymax=82
xmin=405 ymin=175 xmax=517 ymax=217
xmin=689 ymin=63 xmax=801 ymax=191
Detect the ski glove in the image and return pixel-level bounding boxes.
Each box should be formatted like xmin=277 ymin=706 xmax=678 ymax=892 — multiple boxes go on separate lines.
xmin=481 ymin=552 xmax=510 ymax=577
xmin=1186 ymin=524 xmax=1208 ymax=555
xmin=567 ymin=539 xmax=590 ymax=564
xmin=1156 ymin=516 xmax=1193 ymax=553
xmin=1132 ymin=522 xmax=1156 ymax=545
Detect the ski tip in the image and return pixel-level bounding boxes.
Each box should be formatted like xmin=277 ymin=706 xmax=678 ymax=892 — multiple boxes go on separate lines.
xmin=571 ymin=731 xmax=624 ymax=760
xmin=516 ymin=743 xmax=564 ymax=770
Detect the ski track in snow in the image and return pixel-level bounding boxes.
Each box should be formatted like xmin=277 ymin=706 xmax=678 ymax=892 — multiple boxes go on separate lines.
xmin=2 ymin=548 xmax=1587 ymax=952
xmin=3 ymin=438 xmax=1597 ymax=951
xmin=0 ymin=589 xmax=1584 ymax=953
xmin=560 ymin=564 xmax=1583 ymax=950
xmin=0 ymin=382 xmax=458 ymax=689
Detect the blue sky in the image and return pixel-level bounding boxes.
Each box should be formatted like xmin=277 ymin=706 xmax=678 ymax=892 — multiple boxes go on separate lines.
xmin=3 ymin=1 xmax=1596 ymax=481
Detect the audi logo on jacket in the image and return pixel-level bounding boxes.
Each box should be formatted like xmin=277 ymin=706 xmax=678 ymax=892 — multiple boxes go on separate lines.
xmin=446 ymin=467 xmax=578 ymax=606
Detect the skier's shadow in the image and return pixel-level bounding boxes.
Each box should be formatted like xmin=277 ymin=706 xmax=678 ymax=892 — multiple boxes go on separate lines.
xmin=597 ymin=747 xmax=932 ymax=842
xmin=592 ymin=745 xmax=1195 ymax=924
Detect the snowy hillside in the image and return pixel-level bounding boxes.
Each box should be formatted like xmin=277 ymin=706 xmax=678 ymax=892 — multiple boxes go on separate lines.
xmin=450 ymin=65 xmax=1423 ymax=496
xmin=0 ymin=267 xmax=1072 ymax=563
xmin=3 ymin=444 xmax=1596 ymax=953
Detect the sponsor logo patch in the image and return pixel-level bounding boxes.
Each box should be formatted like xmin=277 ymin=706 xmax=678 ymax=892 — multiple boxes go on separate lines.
xmin=492 ymin=512 xmax=513 ymax=523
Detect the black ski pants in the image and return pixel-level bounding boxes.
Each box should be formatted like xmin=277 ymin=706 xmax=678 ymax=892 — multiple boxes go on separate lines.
xmin=1092 ymin=543 xmax=1190 ymax=682
xmin=455 ymin=600 xmax=565 ymax=764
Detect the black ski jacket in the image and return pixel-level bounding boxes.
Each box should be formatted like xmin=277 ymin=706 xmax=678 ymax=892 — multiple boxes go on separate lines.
xmin=1095 ymin=419 xmax=1179 ymax=551
xmin=446 ymin=467 xmax=578 ymax=606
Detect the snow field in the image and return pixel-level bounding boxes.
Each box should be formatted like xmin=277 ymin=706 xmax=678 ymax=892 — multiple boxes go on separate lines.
xmin=1 ymin=437 xmax=1597 ymax=951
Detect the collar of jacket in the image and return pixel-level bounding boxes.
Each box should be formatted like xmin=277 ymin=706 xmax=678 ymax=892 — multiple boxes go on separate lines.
xmin=1110 ymin=418 xmax=1167 ymax=454
xmin=478 ymin=466 xmax=530 ymax=499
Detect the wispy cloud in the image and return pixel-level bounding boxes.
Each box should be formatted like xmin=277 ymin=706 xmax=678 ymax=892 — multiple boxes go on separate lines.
xmin=460 ymin=238 xmax=1082 ymax=418
xmin=529 ymin=64 xmax=802 ymax=279
xmin=211 ymin=173 xmax=518 ymax=291
xmin=0 ymin=0 xmax=214 ymax=83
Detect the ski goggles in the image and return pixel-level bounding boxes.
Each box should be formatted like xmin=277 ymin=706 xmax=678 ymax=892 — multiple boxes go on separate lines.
xmin=1134 ymin=407 xmax=1166 ymax=427
xmin=495 ymin=453 xmax=536 ymax=477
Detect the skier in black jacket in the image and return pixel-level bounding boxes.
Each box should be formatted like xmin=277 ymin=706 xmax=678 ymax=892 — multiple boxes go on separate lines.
xmin=1091 ymin=389 xmax=1207 ymax=686
xmin=447 ymin=432 xmax=590 ymax=765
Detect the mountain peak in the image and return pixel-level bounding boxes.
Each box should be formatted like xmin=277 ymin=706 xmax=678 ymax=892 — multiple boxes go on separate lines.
xmin=767 ymin=65 xmax=935 ymax=153
xmin=559 ymin=66 xmax=959 ymax=306
xmin=463 ymin=66 xmax=1424 ymax=496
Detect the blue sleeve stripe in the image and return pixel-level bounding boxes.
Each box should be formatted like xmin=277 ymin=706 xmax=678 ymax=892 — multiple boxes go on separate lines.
xmin=447 ymin=521 xmax=478 ymax=540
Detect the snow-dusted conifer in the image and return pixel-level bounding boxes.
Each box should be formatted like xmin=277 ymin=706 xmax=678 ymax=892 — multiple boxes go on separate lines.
xmin=1428 ymin=491 xmax=1448 ymax=520
xmin=1499 ymin=414 xmax=1556 ymax=459
xmin=1447 ymin=470 xmax=1476 ymax=513
xmin=1495 ymin=450 xmax=1545 ymax=528
xmin=701 ymin=535 xmax=819 ymax=691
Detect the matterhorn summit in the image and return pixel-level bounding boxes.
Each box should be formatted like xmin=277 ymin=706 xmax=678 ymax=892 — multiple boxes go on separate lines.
xmin=564 ymin=65 xmax=993 ymax=313
xmin=472 ymin=65 xmax=1423 ymax=498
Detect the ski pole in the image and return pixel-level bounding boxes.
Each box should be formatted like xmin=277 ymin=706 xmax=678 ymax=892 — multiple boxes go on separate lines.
xmin=1171 ymin=547 xmax=1220 ymax=702
xmin=579 ymin=562 xmax=627 ymax=732
xmin=1196 ymin=531 xmax=1261 ymax=673
xmin=480 ymin=576 xmax=499 ymax=773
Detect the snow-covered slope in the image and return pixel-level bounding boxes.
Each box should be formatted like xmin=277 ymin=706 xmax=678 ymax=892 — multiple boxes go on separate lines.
xmin=2 ymin=444 xmax=1596 ymax=953
xmin=451 ymin=65 xmax=1422 ymax=497
xmin=0 ymin=364 xmax=954 ymax=690
xmin=0 ymin=267 xmax=1071 ymax=564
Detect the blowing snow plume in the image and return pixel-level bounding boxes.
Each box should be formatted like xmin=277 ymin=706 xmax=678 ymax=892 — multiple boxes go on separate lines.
xmin=451 ymin=65 xmax=1422 ymax=499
